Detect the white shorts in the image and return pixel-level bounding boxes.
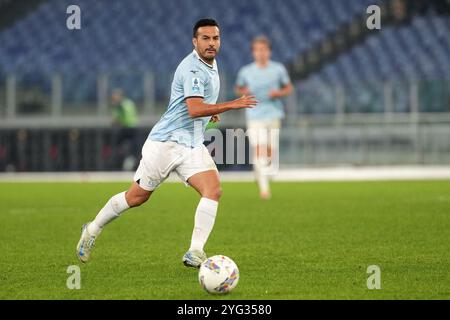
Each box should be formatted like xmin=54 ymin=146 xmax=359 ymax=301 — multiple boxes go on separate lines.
xmin=247 ymin=119 xmax=281 ymax=148
xmin=133 ymin=139 xmax=218 ymax=191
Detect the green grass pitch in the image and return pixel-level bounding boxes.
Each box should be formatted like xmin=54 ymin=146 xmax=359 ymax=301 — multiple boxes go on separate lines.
xmin=1 ymin=180 xmax=450 ymax=299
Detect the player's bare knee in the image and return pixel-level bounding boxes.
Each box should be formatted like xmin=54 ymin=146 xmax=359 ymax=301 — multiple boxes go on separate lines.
xmin=203 ymin=187 xmax=222 ymax=201
xmin=126 ymin=192 xmax=150 ymax=208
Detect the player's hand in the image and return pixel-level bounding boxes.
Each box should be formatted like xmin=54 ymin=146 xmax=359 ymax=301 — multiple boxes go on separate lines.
xmin=269 ymin=90 xmax=281 ymax=99
xmin=231 ymin=95 xmax=258 ymax=110
xmin=210 ymin=115 xmax=220 ymax=123
xmin=240 ymin=87 xmax=252 ymax=96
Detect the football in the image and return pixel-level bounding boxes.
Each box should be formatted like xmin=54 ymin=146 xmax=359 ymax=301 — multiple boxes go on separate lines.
xmin=198 ymin=255 xmax=240 ymax=294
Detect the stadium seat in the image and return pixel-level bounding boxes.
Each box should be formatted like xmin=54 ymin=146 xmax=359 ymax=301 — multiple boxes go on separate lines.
xmin=0 ymin=0 xmax=447 ymax=112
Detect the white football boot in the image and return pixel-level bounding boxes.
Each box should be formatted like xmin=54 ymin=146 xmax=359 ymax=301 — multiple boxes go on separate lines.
xmin=76 ymin=223 xmax=96 ymax=263
xmin=182 ymin=250 xmax=207 ymax=268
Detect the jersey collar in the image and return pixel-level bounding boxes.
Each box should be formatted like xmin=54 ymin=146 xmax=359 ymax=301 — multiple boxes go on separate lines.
xmin=253 ymin=60 xmax=272 ymax=69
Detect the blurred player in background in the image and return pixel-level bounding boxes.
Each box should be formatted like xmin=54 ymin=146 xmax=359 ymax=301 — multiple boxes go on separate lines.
xmin=76 ymin=18 xmax=258 ymax=267
xmin=110 ymin=89 xmax=138 ymax=171
xmin=235 ymin=36 xmax=293 ymax=199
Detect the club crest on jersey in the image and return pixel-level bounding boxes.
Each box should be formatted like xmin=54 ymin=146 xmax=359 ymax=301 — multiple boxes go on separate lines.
xmin=192 ymin=77 xmax=201 ymax=94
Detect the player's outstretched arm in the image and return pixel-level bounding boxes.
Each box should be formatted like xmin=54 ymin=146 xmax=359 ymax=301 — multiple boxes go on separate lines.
xmin=186 ymin=95 xmax=258 ymax=118
xmin=269 ymin=83 xmax=294 ymax=99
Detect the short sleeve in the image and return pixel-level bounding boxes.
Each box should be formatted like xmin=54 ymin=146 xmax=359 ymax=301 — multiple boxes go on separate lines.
xmin=279 ymin=64 xmax=291 ymax=87
xmin=235 ymin=67 xmax=247 ymax=87
xmin=183 ymin=69 xmax=207 ymax=99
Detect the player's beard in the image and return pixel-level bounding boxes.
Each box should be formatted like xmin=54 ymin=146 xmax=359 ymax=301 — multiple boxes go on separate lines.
xmin=201 ymin=48 xmax=217 ymax=64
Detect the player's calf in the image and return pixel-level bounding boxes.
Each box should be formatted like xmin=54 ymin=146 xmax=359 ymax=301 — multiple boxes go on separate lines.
xmin=125 ymin=182 xmax=152 ymax=207
xmin=125 ymin=192 xmax=150 ymax=207
xmin=75 ymin=183 xmax=152 ymax=263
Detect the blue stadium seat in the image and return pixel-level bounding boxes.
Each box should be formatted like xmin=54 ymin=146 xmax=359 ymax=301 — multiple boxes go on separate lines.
xmin=0 ymin=0 xmax=447 ymax=111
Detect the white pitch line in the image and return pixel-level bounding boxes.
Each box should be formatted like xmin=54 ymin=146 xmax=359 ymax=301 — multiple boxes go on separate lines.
xmin=1 ymin=166 xmax=450 ymax=183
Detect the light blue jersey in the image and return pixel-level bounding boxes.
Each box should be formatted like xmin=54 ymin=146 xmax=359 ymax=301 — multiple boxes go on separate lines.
xmin=149 ymin=50 xmax=220 ymax=148
xmin=236 ymin=61 xmax=290 ymax=121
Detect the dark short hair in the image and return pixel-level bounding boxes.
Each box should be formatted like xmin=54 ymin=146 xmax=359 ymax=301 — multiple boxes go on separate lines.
xmin=193 ymin=18 xmax=220 ymax=37
xmin=252 ymin=35 xmax=272 ymax=50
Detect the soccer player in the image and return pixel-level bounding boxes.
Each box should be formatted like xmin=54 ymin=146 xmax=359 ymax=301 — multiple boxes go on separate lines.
xmin=76 ymin=18 xmax=258 ymax=267
xmin=235 ymin=36 xmax=293 ymax=199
